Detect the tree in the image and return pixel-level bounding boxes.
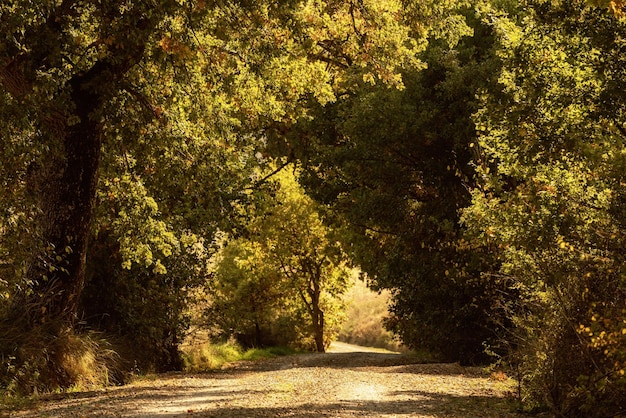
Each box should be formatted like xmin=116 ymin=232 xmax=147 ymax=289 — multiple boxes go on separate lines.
xmin=268 ymin=169 xmax=351 ymax=352
xmin=462 ymin=0 xmax=626 ymax=414
xmin=206 ymin=237 xmax=293 ymax=348
xmin=207 ymin=168 xmax=351 ymax=352
xmin=281 ymin=5 xmax=510 ymax=364
xmin=1 ymin=0 xmax=425 ymax=391
xmin=1 ymin=0 xmax=189 ymax=391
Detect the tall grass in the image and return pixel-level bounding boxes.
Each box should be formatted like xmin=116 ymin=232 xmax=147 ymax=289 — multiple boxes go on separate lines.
xmin=338 ymin=278 xmax=406 ymax=352
xmin=181 ymin=334 xmax=295 ymax=372
xmin=0 ymin=327 xmax=122 ymax=397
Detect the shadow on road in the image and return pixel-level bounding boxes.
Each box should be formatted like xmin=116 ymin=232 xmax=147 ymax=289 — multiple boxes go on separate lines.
xmin=13 ymin=345 xmax=514 ymax=418
xmin=29 ymin=385 xmax=521 ymax=418
xmin=208 ymin=351 xmax=485 ymax=378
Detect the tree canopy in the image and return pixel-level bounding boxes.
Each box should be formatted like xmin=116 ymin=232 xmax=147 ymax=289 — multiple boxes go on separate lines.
xmin=290 ymin=7 xmax=505 ymax=364
xmin=206 ymin=168 xmax=351 ymax=352
xmin=0 ymin=0 xmax=437 ymax=392
xmin=1 ymin=0 xmax=626 ymax=415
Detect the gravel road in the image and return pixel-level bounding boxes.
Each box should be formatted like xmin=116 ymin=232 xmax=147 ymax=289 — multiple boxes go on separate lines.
xmin=10 ymin=342 xmax=523 ymax=417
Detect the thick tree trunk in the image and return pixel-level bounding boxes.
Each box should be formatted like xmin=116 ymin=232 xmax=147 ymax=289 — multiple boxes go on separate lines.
xmin=20 ymin=83 xmax=103 ymax=327
xmin=0 ymin=68 xmax=109 ymax=391
xmin=2 ymin=13 xmax=156 ymax=331
xmin=0 ymin=4 xmax=161 ymax=392
xmin=5 ymin=55 xmax=135 ymax=331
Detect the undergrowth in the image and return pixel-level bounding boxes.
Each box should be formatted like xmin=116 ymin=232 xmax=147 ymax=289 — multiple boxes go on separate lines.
xmin=338 ymin=279 xmax=406 ymax=352
xmin=181 ymin=339 xmax=295 ymax=372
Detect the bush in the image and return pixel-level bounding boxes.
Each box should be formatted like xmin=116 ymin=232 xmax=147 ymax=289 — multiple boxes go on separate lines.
xmin=0 ymin=323 xmax=121 ymax=395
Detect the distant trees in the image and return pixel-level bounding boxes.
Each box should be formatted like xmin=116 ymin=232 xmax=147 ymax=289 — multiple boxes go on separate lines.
xmin=206 ymin=169 xmax=351 ymax=352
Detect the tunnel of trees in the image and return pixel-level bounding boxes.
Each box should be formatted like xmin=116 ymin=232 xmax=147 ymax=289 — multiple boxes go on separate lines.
xmin=1 ymin=0 xmax=625 ymax=415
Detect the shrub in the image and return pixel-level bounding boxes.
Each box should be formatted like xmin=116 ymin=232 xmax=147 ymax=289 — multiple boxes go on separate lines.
xmin=0 ymin=323 xmax=121 ymax=395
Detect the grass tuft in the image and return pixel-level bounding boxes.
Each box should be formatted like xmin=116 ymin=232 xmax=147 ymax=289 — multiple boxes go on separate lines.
xmin=181 ymin=337 xmax=295 ymax=372
xmin=0 ymin=327 xmax=121 ymax=397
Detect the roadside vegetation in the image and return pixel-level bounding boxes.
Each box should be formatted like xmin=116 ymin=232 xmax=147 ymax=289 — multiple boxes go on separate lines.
xmin=338 ymin=277 xmax=406 ymax=353
xmin=181 ymin=338 xmax=296 ymax=372
xmin=2 ymin=1 xmax=626 ymax=416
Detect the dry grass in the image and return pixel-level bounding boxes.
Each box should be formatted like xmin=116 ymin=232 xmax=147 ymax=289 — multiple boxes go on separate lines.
xmin=338 ymin=278 xmax=406 ymax=352
xmin=0 ymin=328 xmax=121 ymax=398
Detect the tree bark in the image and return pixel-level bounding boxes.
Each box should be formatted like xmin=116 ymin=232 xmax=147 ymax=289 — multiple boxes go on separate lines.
xmin=2 ymin=8 xmax=157 ymax=331
xmin=313 ymin=309 xmax=325 ymax=353
xmin=20 ymin=76 xmax=104 ymax=327
xmin=309 ymin=278 xmax=325 ymax=353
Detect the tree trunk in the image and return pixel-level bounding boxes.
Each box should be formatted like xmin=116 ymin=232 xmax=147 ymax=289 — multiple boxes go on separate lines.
xmin=21 ymin=83 xmax=103 ymax=327
xmin=2 ymin=17 xmax=158 ymax=393
xmin=310 ymin=278 xmax=325 ymax=353
xmin=0 ymin=4 xmax=162 ymax=392
xmin=0 ymin=69 xmax=109 ymax=391
xmin=313 ymin=309 xmax=325 ymax=353
xmin=2 ymin=9 xmax=157 ymax=330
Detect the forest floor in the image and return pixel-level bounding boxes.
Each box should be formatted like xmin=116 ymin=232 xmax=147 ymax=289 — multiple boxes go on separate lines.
xmin=9 ymin=342 xmax=525 ymax=417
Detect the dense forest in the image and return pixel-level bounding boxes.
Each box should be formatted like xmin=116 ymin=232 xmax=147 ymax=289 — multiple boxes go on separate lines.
xmin=1 ymin=0 xmax=625 ymax=415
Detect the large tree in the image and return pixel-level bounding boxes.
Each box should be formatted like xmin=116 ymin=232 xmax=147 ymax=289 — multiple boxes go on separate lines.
xmin=462 ymin=0 xmax=626 ymax=414
xmin=1 ymin=1 xmax=190 ymax=390
xmin=1 ymin=0 xmax=428 ymax=391
xmin=0 ymin=0 xmax=170 ymax=327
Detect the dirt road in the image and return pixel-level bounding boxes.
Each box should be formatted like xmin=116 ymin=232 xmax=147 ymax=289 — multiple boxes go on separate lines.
xmin=11 ymin=342 xmax=522 ymax=417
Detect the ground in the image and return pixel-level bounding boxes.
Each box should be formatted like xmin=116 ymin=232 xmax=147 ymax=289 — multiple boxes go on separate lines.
xmin=9 ymin=342 xmax=524 ymax=417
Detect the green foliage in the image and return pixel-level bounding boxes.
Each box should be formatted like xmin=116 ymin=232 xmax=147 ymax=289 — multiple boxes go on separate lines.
xmin=241 ymin=346 xmax=297 ymax=361
xmin=1 ymin=0 xmax=427 ymax=392
xmin=6 ymin=2 xmax=624 ymax=411
xmin=462 ymin=0 xmax=626 ymax=414
xmin=205 ymin=236 xmax=294 ymax=347
xmin=205 ymin=168 xmax=352 ymax=352
xmin=82 ymin=233 xmax=196 ymax=373
xmin=290 ymin=6 xmax=508 ymax=364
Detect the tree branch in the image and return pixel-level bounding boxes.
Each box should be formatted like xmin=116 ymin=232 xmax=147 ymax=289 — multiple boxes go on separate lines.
xmin=122 ymin=83 xmax=164 ymax=121
xmin=307 ymin=53 xmax=350 ymax=69
xmin=247 ymin=158 xmax=294 ymax=190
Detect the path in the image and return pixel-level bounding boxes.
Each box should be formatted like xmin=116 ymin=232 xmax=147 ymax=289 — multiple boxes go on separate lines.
xmin=10 ymin=342 xmax=522 ymax=417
